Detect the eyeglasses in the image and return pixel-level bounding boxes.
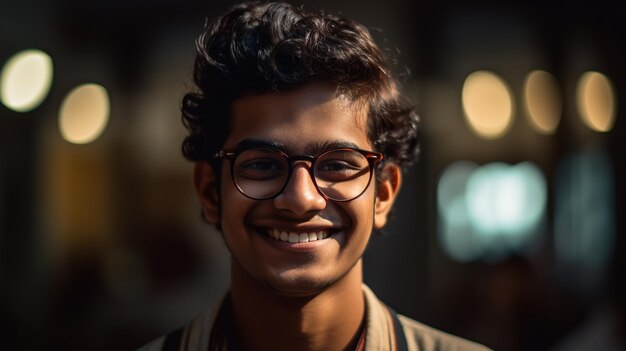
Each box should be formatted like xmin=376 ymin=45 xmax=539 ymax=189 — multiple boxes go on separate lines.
xmin=212 ymin=146 xmax=383 ymax=202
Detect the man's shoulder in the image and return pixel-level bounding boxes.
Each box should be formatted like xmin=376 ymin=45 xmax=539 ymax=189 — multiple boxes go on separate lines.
xmin=135 ymin=296 xmax=223 ymax=351
xmin=396 ymin=313 xmax=492 ymax=351
xmin=362 ymin=284 xmax=491 ymax=351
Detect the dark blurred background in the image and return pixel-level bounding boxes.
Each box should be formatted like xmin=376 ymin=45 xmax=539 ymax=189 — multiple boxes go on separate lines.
xmin=1 ymin=0 xmax=624 ymax=350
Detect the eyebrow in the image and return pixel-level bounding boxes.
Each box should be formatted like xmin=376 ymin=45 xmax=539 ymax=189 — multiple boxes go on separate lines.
xmin=234 ymin=139 xmax=363 ymax=155
xmin=235 ymin=139 xmax=284 ymax=150
xmin=313 ymin=141 xmax=362 ymax=153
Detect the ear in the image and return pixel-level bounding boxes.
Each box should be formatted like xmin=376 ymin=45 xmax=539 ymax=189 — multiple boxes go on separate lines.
xmin=193 ymin=161 xmax=220 ymax=224
xmin=374 ymin=163 xmax=402 ymax=229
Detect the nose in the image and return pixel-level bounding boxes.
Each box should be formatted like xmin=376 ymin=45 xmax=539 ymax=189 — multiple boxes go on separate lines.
xmin=273 ymin=163 xmax=326 ymax=216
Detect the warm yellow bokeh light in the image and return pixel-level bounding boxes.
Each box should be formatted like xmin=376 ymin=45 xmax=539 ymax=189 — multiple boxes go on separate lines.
xmin=59 ymin=83 xmax=110 ymax=144
xmin=523 ymin=70 xmax=562 ymax=135
xmin=0 ymin=49 xmax=54 ymax=112
xmin=576 ymin=71 xmax=616 ymax=132
xmin=462 ymin=71 xmax=514 ymax=139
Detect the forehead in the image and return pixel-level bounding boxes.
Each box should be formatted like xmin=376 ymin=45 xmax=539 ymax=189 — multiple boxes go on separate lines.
xmin=225 ymin=84 xmax=370 ymax=154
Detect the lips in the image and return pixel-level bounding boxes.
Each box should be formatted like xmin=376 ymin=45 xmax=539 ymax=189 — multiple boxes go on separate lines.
xmin=266 ymin=228 xmax=332 ymax=243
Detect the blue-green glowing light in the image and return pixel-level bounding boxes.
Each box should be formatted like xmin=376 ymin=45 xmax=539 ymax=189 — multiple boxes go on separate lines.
xmin=437 ymin=161 xmax=547 ymax=262
xmin=554 ymin=149 xmax=615 ymax=294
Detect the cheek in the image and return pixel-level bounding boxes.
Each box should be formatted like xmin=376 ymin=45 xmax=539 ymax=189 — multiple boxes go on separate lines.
xmin=343 ymin=190 xmax=376 ymax=233
xmin=219 ymin=176 xmax=251 ymax=235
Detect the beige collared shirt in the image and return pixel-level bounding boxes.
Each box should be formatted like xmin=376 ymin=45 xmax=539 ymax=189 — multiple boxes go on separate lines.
xmin=138 ymin=285 xmax=491 ymax=351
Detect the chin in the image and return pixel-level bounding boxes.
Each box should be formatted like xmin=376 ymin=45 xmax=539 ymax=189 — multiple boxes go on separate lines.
xmin=261 ymin=272 xmax=338 ymax=298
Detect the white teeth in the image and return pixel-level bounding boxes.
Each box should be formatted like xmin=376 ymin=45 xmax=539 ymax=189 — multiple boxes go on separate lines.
xmin=288 ymin=233 xmax=299 ymax=243
xmin=268 ymin=228 xmax=331 ymax=243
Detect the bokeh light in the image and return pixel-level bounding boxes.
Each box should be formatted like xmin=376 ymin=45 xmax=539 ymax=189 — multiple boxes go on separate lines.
xmin=0 ymin=49 xmax=54 ymax=112
xmin=461 ymin=71 xmax=514 ymax=139
xmin=576 ymin=71 xmax=616 ymax=132
xmin=438 ymin=161 xmax=546 ymax=262
xmin=523 ymin=70 xmax=562 ymax=134
xmin=466 ymin=162 xmax=546 ymax=236
xmin=554 ymin=149 xmax=615 ymax=294
xmin=59 ymin=83 xmax=110 ymax=144
xmin=437 ymin=161 xmax=479 ymax=262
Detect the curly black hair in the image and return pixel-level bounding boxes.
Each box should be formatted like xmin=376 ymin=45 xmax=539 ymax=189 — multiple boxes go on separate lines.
xmin=182 ymin=2 xmax=419 ymax=168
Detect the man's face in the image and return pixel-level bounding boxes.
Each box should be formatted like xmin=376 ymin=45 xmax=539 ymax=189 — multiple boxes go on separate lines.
xmin=196 ymin=83 xmax=399 ymax=297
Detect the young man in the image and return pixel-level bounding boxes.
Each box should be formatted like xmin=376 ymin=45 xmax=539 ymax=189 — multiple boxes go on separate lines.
xmin=140 ymin=2 xmax=490 ymax=350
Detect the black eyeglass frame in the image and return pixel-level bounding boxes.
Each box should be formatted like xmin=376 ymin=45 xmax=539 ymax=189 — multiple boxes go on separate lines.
xmin=212 ymin=146 xmax=384 ymax=202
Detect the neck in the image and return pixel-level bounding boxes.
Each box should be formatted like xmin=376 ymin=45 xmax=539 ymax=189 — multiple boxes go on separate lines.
xmin=229 ymin=259 xmax=365 ymax=351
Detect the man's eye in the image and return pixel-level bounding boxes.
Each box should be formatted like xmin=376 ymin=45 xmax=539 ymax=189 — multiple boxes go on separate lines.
xmin=242 ymin=160 xmax=279 ymax=170
xmin=237 ymin=159 xmax=284 ymax=179
xmin=318 ymin=161 xmax=356 ymax=172
xmin=316 ymin=161 xmax=362 ymax=180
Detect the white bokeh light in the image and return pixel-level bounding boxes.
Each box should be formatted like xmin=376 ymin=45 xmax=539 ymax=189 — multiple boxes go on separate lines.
xmin=437 ymin=161 xmax=479 ymax=262
xmin=437 ymin=161 xmax=547 ymax=262
xmin=466 ymin=162 xmax=546 ymax=236
xmin=0 ymin=49 xmax=54 ymax=112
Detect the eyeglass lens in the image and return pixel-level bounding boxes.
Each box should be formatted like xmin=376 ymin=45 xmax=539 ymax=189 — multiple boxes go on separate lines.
xmin=232 ymin=148 xmax=372 ymax=201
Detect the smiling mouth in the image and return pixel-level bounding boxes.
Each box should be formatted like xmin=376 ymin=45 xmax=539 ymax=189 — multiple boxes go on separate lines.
xmin=266 ymin=228 xmax=333 ymax=243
